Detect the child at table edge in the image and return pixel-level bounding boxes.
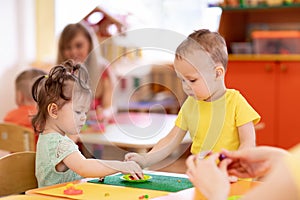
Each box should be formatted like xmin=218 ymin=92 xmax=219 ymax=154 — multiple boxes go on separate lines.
xmin=4 ymin=68 xmax=46 ymax=129
xmin=2 ymin=68 xmax=46 ymax=154
xmin=125 ymin=29 xmax=260 ymax=169
xmin=33 ymin=60 xmax=142 ymax=187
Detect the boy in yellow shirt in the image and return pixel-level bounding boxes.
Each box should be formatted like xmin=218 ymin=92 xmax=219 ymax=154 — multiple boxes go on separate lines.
xmin=125 ymin=29 xmax=260 ymax=169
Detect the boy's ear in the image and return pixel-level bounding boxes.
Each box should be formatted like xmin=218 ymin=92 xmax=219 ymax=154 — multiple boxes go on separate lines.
xmin=47 ymin=103 xmax=58 ymax=119
xmin=15 ymin=90 xmax=24 ymax=106
xmin=215 ymin=66 xmax=225 ymax=79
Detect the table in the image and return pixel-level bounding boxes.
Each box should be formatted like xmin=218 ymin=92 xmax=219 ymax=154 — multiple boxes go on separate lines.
xmin=118 ymin=99 xmax=180 ymax=114
xmin=80 ymin=112 xmax=192 ymax=152
xmin=0 ymin=195 xmax=52 ymax=200
xmin=26 ymin=171 xmax=260 ymax=200
xmin=151 ymin=179 xmax=261 ymax=199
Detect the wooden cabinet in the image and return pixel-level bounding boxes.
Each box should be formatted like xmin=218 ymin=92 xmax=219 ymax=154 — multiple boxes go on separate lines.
xmin=277 ymin=61 xmax=300 ymax=148
xmin=226 ymin=58 xmax=300 ymax=149
xmin=219 ymin=4 xmax=300 ymax=149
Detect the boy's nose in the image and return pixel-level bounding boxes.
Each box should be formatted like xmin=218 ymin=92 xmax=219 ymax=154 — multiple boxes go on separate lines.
xmin=81 ymin=115 xmax=87 ymax=121
xmin=183 ymin=82 xmax=191 ymax=90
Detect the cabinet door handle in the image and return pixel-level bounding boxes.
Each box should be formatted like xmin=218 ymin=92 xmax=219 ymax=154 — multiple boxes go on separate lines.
xmin=280 ymin=64 xmax=288 ymax=72
xmin=265 ymin=65 xmax=272 ymax=72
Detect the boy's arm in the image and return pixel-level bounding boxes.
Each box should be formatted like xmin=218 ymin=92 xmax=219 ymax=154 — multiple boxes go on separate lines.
xmin=237 ymin=121 xmax=256 ymax=149
xmin=125 ymin=126 xmax=187 ymax=168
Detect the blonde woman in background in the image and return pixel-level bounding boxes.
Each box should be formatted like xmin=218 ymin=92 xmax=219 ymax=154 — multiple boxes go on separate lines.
xmin=57 ymin=22 xmax=116 ymax=119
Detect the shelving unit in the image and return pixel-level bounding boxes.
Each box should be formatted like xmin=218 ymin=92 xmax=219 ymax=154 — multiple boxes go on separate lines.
xmin=219 ymin=4 xmax=300 ymax=149
xmin=219 ymin=3 xmax=300 ymax=53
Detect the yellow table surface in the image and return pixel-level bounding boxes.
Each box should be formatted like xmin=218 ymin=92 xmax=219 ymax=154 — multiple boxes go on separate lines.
xmin=0 ymin=195 xmax=52 ymax=200
xmin=33 ymin=182 xmax=169 ymax=200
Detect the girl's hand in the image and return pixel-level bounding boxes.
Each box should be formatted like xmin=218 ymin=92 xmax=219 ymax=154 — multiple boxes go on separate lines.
xmin=222 ymin=147 xmax=289 ymax=178
xmin=124 ymin=152 xmax=147 ymax=169
xmin=120 ymin=161 xmax=144 ymax=180
xmin=186 ymin=153 xmax=232 ymax=200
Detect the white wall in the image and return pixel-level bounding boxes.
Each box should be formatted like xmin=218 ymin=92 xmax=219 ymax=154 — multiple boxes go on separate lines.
xmin=55 ymin=0 xmax=99 ymax=35
xmin=0 ymin=0 xmax=36 ymax=120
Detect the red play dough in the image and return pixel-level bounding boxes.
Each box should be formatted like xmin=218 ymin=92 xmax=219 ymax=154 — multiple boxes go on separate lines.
xmin=63 ymin=188 xmax=83 ymax=195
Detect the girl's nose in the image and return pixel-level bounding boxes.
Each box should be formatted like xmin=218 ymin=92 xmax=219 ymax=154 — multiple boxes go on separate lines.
xmin=70 ymin=48 xmax=77 ymax=58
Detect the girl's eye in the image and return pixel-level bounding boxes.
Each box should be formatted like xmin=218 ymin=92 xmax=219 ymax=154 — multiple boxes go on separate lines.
xmin=76 ymin=43 xmax=83 ymax=49
xmin=75 ymin=111 xmax=81 ymax=114
xmin=189 ymin=79 xmax=197 ymax=83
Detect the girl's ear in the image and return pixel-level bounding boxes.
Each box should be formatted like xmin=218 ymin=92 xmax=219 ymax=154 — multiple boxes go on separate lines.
xmin=215 ymin=66 xmax=225 ymax=79
xmin=47 ymin=103 xmax=58 ymax=119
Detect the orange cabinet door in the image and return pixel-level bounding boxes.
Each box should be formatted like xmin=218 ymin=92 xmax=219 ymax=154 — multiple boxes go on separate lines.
xmin=277 ymin=61 xmax=300 ymax=149
xmin=226 ymin=61 xmax=277 ymax=146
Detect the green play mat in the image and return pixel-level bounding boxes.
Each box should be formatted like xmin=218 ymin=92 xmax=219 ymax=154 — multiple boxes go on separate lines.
xmin=88 ymin=174 xmax=193 ymax=192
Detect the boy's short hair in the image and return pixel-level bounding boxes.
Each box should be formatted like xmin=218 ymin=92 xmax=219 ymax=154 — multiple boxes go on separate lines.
xmin=15 ymin=69 xmax=47 ymax=101
xmin=175 ymin=29 xmax=228 ymax=70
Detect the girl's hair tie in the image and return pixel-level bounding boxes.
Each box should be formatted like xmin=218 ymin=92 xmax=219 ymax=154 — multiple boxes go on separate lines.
xmin=44 ymin=75 xmax=48 ymax=78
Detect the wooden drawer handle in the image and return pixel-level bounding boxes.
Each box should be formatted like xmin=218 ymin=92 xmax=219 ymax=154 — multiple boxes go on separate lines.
xmin=265 ymin=65 xmax=272 ymax=72
xmin=280 ymin=64 xmax=287 ymax=72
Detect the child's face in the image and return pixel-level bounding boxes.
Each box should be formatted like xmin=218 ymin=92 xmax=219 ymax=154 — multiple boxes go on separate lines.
xmin=63 ymin=32 xmax=90 ymax=63
xmin=174 ymin=57 xmax=218 ymax=101
xmin=56 ymin=94 xmax=90 ymax=135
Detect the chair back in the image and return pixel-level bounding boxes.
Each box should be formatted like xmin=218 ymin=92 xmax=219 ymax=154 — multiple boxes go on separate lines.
xmin=0 ymin=123 xmax=35 ymax=152
xmin=0 ymin=151 xmax=37 ymax=196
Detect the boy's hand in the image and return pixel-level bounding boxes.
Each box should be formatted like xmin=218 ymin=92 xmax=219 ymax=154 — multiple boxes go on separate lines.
xmin=124 ymin=152 xmax=147 ymax=169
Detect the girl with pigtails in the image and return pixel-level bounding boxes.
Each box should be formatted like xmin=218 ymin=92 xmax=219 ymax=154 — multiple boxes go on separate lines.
xmin=33 ymin=60 xmax=142 ymax=187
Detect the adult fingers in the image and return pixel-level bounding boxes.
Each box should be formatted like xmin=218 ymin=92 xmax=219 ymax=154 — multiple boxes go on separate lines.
xmin=186 ymin=155 xmax=198 ymax=177
xmin=219 ymin=158 xmax=232 ymax=172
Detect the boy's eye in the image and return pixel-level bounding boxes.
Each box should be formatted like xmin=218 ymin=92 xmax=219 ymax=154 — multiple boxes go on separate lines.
xmin=189 ymin=79 xmax=197 ymax=83
xmin=75 ymin=111 xmax=81 ymax=114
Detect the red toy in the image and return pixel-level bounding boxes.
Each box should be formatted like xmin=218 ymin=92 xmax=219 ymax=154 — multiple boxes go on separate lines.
xmin=63 ymin=183 xmax=83 ymax=195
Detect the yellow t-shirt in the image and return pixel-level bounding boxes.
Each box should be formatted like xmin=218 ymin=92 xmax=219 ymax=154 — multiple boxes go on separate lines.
xmin=175 ymin=89 xmax=260 ymax=154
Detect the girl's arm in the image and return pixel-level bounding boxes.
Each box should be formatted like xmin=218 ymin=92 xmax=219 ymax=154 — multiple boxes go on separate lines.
xmin=63 ymin=152 xmax=143 ymax=179
xmin=237 ymin=121 xmax=256 ymax=150
xmin=125 ymin=126 xmax=187 ymax=168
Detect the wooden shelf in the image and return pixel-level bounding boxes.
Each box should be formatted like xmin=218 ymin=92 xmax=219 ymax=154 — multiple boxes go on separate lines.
xmin=218 ymin=4 xmax=300 ymax=54
xmin=228 ymin=54 xmax=300 ymax=61
xmin=220 ymin=3 xmax=300 ymax=11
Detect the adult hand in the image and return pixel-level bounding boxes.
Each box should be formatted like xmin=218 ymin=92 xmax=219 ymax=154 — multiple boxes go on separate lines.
xmin=186 ymin=153 xmax=232 ymax=200
xmin=222 ymin=146 xmax=289 ymax=178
